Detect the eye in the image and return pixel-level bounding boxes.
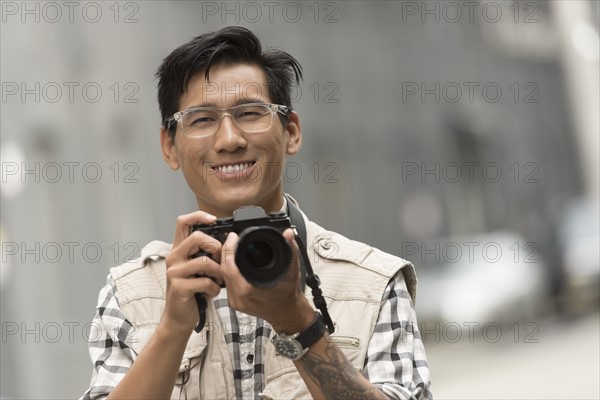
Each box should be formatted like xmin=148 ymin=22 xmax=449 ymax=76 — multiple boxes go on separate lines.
xmin=190 ymin=116 xmax=214 ymax=124
xmin=239 ymin=111 xmax=261 ymax=117
xmin=237 ymin=105 xmax=268 ymax=119
xmin=186 ymin=110 xmax=217 ymax=126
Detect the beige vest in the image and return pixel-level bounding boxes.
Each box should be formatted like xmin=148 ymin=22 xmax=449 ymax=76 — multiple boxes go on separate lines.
xmin=112 ymin=216 xmax=416 ymax=399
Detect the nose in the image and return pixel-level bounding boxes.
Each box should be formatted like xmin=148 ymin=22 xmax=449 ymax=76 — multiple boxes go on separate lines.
xmin=212 ymin=113 xmax=247 ymax=152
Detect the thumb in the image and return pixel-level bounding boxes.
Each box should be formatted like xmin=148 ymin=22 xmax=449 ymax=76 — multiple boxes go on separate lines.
xmin=222 ymin=232 xmax=239 ymax=269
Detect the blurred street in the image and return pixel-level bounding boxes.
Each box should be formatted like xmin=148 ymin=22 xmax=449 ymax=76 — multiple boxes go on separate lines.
xmin=427 ymin=311 xmax=600 ymax=399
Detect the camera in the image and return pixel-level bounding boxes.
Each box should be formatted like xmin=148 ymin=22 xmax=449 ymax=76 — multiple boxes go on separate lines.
xmin=191 ymin=206 xmax=293 ymax=287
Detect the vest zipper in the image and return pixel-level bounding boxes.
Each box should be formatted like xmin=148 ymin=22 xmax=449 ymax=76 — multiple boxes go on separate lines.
xmin=330 ymin=336 xmax=360 ymax=348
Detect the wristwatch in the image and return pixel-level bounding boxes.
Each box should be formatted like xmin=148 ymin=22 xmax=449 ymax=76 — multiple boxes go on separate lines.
xmin=272 ymin=312 xmax=327 ymax=360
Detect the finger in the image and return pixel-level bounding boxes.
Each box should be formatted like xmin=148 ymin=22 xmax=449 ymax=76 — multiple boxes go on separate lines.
xmin=282 ymin=228 xmax=301 ymax=272
xmin=221 ymin=232 xmax=246 ymax=285
xmin=167 ymin=231 xmax=222 ymax=268
xmin=282 ymin=228 xmax=297 ymax=247
xmin=175 ymin=275 xmax=223 ymax=298
xmin=184 ymin=230 xmax=222 ymax=259
xmin=184 ymin=230 xmax=223 ymax=259
xmin=168 ymin=255 xmax=224 ymax=284
xmin=173 ymin=211 xmax=217 ymax=247
xmin=221 ymin=232 xmax=238 ymax=267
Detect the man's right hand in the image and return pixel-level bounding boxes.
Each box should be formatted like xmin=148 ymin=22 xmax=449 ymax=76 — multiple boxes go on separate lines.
xmin=108 ymin=211 xmax=223 ymax=399
xmin=162 ymin=211 xmax=224 ymax=335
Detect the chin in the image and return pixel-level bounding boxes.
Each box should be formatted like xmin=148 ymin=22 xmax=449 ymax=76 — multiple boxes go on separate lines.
xmin=199 ymin=194 xmax=256 ymax=216
xmin=198 ymin=184 xmax=281 ymax=215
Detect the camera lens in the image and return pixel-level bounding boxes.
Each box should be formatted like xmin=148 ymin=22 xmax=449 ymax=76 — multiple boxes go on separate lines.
xmin=244 ymin=241 xmax=274 ymax=269
xmin=236 ymin=226 xmax=291 ymax=287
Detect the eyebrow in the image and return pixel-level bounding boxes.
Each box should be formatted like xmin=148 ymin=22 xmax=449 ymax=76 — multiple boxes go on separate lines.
xmin=186 ymin=98 xmax=268 ymax=110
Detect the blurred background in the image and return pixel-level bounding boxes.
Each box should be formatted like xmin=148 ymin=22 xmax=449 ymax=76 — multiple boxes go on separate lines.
xmin=1 ymin=0 xmax=598 ymax=398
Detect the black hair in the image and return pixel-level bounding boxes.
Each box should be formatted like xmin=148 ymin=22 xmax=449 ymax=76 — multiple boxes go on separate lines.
xmin=156 ymin=26 xmax=303 ymax=139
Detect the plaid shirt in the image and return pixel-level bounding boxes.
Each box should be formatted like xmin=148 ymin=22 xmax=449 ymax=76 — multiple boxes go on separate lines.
xmin=81 ymin=266 xmax=432 ymax=399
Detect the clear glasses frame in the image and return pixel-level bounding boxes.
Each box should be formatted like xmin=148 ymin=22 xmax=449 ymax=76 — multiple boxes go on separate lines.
xmin=165 ymin=102 xmax=290 ymax=138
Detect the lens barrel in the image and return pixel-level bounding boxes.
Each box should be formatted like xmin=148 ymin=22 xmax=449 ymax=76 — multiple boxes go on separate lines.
xmin=236 ymin=226 xmax=291 ymax=287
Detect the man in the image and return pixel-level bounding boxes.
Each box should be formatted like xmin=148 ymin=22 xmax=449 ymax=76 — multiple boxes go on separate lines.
xmin=82 ymin=26 xmax=432 ymax=399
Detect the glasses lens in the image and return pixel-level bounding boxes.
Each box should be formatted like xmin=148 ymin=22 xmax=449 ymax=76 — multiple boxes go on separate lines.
xmin=178 ymin=104 xmax=275 ymax=137
xmin=181 ymin=108 xmax=220 ymax=137
xmin=234 ymin=104 xmax=273 ymax=133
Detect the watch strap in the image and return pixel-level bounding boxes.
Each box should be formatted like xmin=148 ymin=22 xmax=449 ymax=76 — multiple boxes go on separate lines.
xmin=295 ymin=312 xmax=327 ymax=350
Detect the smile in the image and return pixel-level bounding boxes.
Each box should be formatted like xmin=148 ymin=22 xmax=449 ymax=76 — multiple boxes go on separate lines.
xmin=212 ymin=161 xmax=255 ymax=174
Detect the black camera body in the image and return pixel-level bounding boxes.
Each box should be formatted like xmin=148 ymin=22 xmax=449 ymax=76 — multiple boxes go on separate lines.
xmin=191 ymin=206 xmax=293 ymax=287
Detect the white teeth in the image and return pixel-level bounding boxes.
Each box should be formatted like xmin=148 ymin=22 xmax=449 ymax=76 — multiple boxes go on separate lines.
xmin=216 ymin=163 xmax=252 ymax=173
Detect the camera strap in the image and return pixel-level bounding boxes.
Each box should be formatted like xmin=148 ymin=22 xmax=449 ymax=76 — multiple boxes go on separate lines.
xmin=194 ymin=293 xmax=207 ymax=333
xmin=285 ymin=194 xmax=335 ymax=334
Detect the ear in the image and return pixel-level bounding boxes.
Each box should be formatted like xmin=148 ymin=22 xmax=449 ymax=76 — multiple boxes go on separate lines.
xmin=285 ymin=111 xmax=302 ymax=156
xmin=160 ymin=127 xmax=180 ymax=170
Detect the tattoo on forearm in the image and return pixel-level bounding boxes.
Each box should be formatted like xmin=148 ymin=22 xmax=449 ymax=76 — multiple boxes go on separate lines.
xmin=298 ymin=341 xmax=385 ymax=400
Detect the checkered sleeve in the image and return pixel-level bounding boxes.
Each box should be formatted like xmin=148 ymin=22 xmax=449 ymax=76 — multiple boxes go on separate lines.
xmin=362 ymin=271 xmax=433 ymax=400
xmin=80 ymin=275 xmax=136 ymax=400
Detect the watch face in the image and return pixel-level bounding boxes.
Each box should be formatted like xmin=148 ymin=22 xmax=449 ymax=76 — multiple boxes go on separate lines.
xmin=273 ymin=336 xmax=303 ymax=360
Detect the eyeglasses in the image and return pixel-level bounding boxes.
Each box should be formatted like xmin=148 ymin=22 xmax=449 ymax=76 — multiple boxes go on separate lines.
xmin=165 ymin=103 xmax=290 ymax=138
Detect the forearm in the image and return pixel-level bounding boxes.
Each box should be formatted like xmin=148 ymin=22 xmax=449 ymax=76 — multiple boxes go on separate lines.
xmin=295 ymin=332 xmax=389 ymax=400
xmin=108 ymin=322 xmax=191 ymax=400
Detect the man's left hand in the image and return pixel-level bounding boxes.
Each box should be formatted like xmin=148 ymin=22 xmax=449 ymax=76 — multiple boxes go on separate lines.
xmin=220 ymin=228 xmax=315 ymax=333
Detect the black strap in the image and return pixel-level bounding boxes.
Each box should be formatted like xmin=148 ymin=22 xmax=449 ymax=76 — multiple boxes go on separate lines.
xmin=194 ymin=293 xmax=207 ymax=333
xmin=284 ymin=194 xmax=307 ymax=292
xmin=285 ymin=194 xmax=335 ymax=334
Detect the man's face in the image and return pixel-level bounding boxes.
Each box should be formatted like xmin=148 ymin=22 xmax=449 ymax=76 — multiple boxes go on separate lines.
xmin=160 ymin=63 xmax=302 ymax=217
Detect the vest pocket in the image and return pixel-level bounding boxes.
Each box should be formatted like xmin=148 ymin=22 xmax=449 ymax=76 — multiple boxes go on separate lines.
xmin=328 ymin=335 xmax=363 ymax=372
xmin=263 ymin=342 xmax=310 ymax=399
xmin=201 ymin=360 xmax=230 ymax=399
xmin=174 ymin=357 xmax=191 ymax=399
